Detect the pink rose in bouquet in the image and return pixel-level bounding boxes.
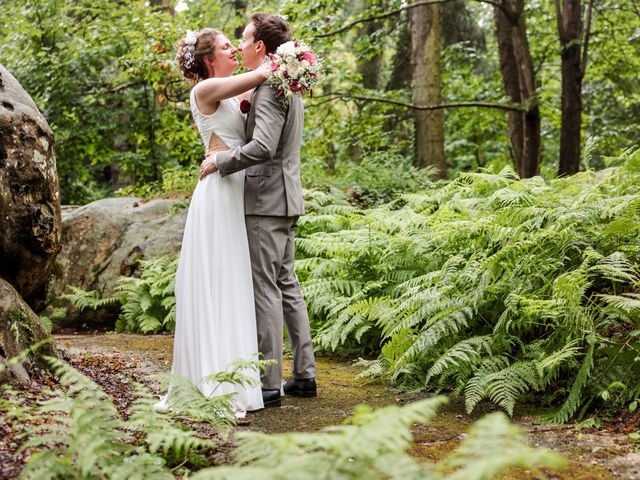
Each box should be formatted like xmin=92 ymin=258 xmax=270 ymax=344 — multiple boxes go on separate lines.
xmin=264 ymin=40 xmax=322 ymax=102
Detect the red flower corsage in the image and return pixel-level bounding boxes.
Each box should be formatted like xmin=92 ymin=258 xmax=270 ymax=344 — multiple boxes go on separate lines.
xmin=239 ymin=100 xmax=251 ymax=114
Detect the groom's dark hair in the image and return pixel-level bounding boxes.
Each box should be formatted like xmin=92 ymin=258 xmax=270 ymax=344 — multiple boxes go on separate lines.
xmin=251 ymin=13 xmax=291 ymax=54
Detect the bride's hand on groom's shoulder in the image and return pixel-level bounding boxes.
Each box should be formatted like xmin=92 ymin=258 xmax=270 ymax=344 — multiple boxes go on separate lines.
xmin=257 ymin=61 xmax=271 ymax=80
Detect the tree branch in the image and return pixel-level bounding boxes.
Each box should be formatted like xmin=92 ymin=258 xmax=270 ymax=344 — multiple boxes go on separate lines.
xmin=580 ymin=0 xmax=595 ymax=79
xmin=314 ymin=0 xmax=451 ymax=38
xmin=555 ymin=0 xmax=565 ymax=39
xmin=308 ymin=93 xmax=527 ymax=112
xmin=315 ymin=0 xmax=506 ymax=39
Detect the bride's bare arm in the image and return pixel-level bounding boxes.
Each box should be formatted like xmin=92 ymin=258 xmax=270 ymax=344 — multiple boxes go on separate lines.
xmin=238 ymin=90 xmax=253 ymax=102
xmin=194 ymin=69 xmax=267 ymax=111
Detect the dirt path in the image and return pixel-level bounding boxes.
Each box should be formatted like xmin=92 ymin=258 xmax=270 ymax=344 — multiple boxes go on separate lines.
xmin=54 ymin=333 xmax=639 ymax=479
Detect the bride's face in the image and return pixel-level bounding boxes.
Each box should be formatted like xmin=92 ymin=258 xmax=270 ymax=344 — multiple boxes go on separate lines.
xmin=211 ymin=34 xmax=238 ymax=77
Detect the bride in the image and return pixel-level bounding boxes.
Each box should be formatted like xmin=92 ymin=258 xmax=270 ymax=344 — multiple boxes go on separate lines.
xmin=154 ymin=28 xmax=268 ymax=417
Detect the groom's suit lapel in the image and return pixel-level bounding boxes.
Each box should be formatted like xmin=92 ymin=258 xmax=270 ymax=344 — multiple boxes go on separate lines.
xmin=245 ymin=83 xmax=263 ymax=136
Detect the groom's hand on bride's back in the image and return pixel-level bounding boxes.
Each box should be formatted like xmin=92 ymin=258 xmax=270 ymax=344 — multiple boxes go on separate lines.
xmin=199 ymin=157 xmax=218 ymax=180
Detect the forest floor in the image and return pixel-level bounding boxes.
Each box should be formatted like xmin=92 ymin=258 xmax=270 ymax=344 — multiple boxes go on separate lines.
xmin=2 ymin=333 xmax=639 ymax=479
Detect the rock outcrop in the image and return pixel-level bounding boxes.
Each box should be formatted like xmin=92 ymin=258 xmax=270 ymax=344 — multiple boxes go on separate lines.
xmin=50 ymin=197 xmax=188 ymax=327
xmin=0 ymin=278 xmax=59 ymax=384
xmin=0 ymin=64 xmax=62 ymax=311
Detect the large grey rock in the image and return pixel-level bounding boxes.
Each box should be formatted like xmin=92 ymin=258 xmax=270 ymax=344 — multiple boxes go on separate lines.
xmin=0 ymin=64 xmax=62 ymax=310
xmin=0 ymin=278 xmax=59 ymax=384
xmin=50 ymin=197 xmax=187 ymax=327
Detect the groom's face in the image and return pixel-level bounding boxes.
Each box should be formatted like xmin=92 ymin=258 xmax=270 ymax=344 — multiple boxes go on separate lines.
xmin=238 ymin=22 xmax=264 ymax=70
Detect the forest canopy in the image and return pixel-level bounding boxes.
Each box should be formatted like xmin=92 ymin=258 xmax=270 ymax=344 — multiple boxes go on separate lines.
xmin=1 ymin=0 xmax=638 ymax=204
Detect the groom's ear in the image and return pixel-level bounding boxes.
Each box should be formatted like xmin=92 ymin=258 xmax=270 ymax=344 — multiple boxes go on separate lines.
xmin=255 ymin=39 xmax=266 ymax=55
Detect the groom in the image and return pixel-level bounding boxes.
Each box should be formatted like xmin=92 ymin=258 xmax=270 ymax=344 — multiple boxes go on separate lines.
xmin=203 ymin=13 xmax=316 ymax=407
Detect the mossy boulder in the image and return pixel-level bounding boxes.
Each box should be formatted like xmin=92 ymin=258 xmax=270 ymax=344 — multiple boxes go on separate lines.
xmin=0 ymin=278 xmax=58 ymax=384
xmin=0 ymin=64 xmax=62 ymax=311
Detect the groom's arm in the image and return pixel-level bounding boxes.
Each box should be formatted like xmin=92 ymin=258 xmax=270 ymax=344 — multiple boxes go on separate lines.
xmin=216 ymin=84 xmax=287 ymax=177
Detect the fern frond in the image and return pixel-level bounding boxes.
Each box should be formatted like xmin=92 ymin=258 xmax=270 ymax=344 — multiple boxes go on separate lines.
xmin=548 ymin=344 xmax=595 ymax=423
xmin=439 ymin=412 xmax=565 ymax=479
xmin=62 ymin=285 xmax=119 ymax=311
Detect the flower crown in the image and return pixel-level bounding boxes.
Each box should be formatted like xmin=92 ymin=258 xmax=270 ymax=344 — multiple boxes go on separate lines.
xmin=181 ymin=30 xmax=197 ymax=69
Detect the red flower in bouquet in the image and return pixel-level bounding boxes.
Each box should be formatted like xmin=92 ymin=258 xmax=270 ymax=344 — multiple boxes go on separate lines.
xmin=264 ymin=40 xmax=322 ymax=103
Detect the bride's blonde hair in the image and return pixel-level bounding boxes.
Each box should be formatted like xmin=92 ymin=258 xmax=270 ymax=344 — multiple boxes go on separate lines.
xmin=176 ymin=28 xmax=222 ymax=84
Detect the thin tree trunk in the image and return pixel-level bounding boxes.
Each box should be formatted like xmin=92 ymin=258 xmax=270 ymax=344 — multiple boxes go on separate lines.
xmin=494 ymin=0 xmax=540 ymax=178
xmin=495 ymin=7 xmax=524 ymax=173
xmin=411 ymin=2 xmax=446 ymax=176
xmin=234 ymin=1 xmax=247 ymax=40
xmin=357 ymin=0 xmax=383 ymax=89
xmin=511 ymin=5 xmax=540 ymax=178
xmin=556 ymin=0 xmax=591 ymax=176
xmin=387 ymin=20 xmax=412 ymax=91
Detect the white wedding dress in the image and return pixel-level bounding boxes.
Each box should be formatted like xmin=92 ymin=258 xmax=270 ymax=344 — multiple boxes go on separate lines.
xmin=154 ymin=91 xmax=263 ymax=417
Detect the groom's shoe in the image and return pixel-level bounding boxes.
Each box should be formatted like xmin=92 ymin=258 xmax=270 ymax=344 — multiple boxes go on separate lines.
xmin=283 ymin=378 xmax=317 ymax=398
xmin=261 ymin=389 xmax=281 ymax=408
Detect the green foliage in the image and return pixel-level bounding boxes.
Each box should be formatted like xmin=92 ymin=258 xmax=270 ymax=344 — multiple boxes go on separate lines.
xmin=117 ymin=165 xmax=198 ymax=200
xmin=17 ymin=355 xmax=269 ymax=479
xmin=2 ymin=0 xmax=639 ymax=203
xmin=0 ymin=0 xmax=218 ymax=203
xmin=65 ymin=255 xmax=178 ymax=334
xmin=191 ymin=397 xmax=564 ymax=479
xmin=38 ymin=307 xmax=68 ymax=333
xmin=297 ymin=149 xmax=640 ymax=420
xmin=20 ymin=357 xmax=175 ymax=479
xmin=441 ymin=40 xmax=510 ymax=173
xmin=62 ymin=286 xmax=120 ymax=311
xmin=5 ymin=350 xmax=563 ymax=479
xmin=437 ymin=411 xmax=565 ymax=479
xmin=126 ymin=382 xmax=218 ymax=464
xmin=157 ymin=357 xmax=275 ymax=426
xmin=114 ymin=255 xmax=178 ymax=334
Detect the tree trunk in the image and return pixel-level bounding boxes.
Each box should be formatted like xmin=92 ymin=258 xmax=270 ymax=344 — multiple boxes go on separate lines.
xmin=358 ymin=22 xmax=383 ymax=89
xmin=233 ymin=1 xmax=248 ymax=40
xmin=411 ymin=2 xmax=446 ymax=177
xmin=495 ymin=7 xmax=524 ymax=172
xmin=387 ymin=20 xmax=412 ymax=91
xmin=556 ymin=0 xmax=590 ymax=176
xmin=357 ymin=0 xmax=384 ymax=90
xmin=494 ymin=1 xmax=541 ymax=178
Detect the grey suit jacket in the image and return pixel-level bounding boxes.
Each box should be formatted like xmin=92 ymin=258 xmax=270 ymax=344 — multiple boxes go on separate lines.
xmin=216 ymin=82 xmax=305 ymax=217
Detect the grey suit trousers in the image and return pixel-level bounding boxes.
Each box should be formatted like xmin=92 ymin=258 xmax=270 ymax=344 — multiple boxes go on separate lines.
xmin=245 ymin=214 xmax=316 ymax=390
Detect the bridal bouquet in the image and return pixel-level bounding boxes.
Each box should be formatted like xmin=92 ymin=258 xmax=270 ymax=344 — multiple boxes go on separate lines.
xmin=265 ymin=40 xmax=321 ymax=101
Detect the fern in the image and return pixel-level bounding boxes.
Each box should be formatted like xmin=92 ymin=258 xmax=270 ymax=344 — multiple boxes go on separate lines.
xmin=126 ymin=382 xmax=218 ymax=456
xmin=20 ymin=356 xmax=172 ymax=479
xmin=18 ymin=356 xmax=241 ymax=479
xmin=297 ymin=150 xmax=640 ymax=421
xmin=439 ymin=412 xmax=565 ymax=479
xmin=62 ymin=285 xmax=120 ymax=311
xmin=64 ymin=255 xmax=179 ymax=334
xmin=191 ymin=397 xmax=563 ymax=480
xmin=548 ymin=344 xmax=596 ymax=423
